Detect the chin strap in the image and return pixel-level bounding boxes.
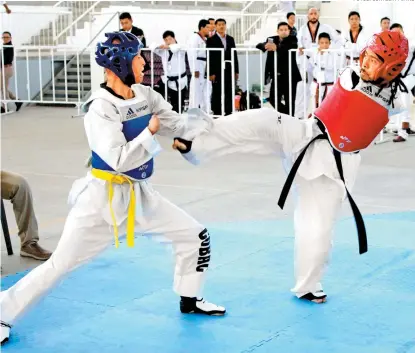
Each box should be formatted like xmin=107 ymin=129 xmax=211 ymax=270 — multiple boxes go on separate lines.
xmin=123 ymin=73 xmax=136 ymax=87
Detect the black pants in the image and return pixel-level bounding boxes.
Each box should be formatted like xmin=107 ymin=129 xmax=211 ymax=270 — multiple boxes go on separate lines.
xmin=155 ymin=80 xmax=186 ymax=113
xmin=269 ymin=76 xmax=298 ymax=116
xmin=211 ymin=67 xmax=234 ymax=116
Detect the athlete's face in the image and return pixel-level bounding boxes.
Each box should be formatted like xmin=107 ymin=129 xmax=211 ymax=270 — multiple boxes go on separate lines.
xmin=107 ymin=38 xmax=145 ymax=84
xmin=132 ymin=54 xmax=146 ymax=83
xmin=360 ymin=49 xmax=383 ymax=81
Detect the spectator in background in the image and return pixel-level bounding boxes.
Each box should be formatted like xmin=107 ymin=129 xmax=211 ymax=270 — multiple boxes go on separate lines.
xmin=2 ymin=1 xmax=11 ymax=13
xmin=1 ymin=170 xmax=52 ymax=260
xmin=256 ymin=22 xmax=301 ymax=115
xmin=119 ymin=12 xmax=146 ymax=45
xmin=390 ymin=23 xmax=415 ymax=142
xmin=152 ymin=31 xmax=187 ymax=113
xmin=309 ymin=32 xmax=340 ymax=109
xmin=1 ymin=31 xmax=22 ymax=113
xmin=380 ymin=17 xmax=390 ymax=31
xmin=341 ymin=11 xmax=369 ymax=66
xmin=119 ymin=12 xmax=150 ymax=72
xmin=187 ymin=19 xmax=211 ymax=113
xmin=286 ymin=12 xmax=297 ymax=37
xmin=206 ymin=18 xmax=239 ymax=116
xmin=208 ymin=18 xmax=216 ymax=37
xmin=296 ymin=7 xmax=339 ymax=117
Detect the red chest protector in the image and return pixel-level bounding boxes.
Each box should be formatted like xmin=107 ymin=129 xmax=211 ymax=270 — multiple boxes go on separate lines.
xmin=314 ymin=79 xmax=389 ymax=153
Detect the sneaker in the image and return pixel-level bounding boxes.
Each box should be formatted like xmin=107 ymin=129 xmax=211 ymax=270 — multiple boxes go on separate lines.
xmin=21 ymin=243 xmax=52 ymax=261
xmin=15 ymin=102 xmax=23 ymax=112
xmin=1 ymin=322 xmax=11 ymax=345
xmin=393 ymin=136 xmax=406 ymax=143
xmin=180 ymin=297 xmax=226 ymax=316
xmin=406 ymin=128 xmax=415 ymax=135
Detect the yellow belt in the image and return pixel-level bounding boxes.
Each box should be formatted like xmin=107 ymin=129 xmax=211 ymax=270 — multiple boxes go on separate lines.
xmin=91 ymin=168 xmax=136 ymax=248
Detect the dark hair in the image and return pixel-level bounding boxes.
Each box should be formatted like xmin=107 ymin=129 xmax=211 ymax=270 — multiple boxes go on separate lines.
xmin=318 ymin=32 xmax=331 ymax=41
xmin=163 ymin=30 xmax=175 ymax=39
xmin=208 ymin=18 xmax=215 ymax=22
xmin=119 ymin=12 xmax=132 ymax=20
xmin=390 ymin=23 xmax=403 ymax=30
xmin=215 ymin=18 xmax=226 ymax=25
xmin=277 ymin=21 xmax=289 ymax=29
xmin=286 ymin=12 xmax=295 ymax=20
xmin=198 ymin=19 xmax=210 ymax=30
xmin=2 ymin=31 xmax=11 ymax=36
xmin=380 ymin=17 xmax=390 ymax=23
xmin=348 ymin=11 xmax=360 ymax=19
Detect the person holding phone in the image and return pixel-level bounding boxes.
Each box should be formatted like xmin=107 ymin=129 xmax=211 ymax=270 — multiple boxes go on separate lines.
xmin=256 ymin=22 xmax=301 ymax=115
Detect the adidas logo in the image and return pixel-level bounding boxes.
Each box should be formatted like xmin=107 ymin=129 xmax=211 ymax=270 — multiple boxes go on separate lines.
xmin=361 ymin=85 xmax=373 ymax=95
xmin=126 ymin=108 xmax=137 ymax=120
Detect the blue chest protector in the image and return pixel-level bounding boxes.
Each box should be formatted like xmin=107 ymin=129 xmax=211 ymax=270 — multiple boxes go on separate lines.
xmin=91 ymin=113 xmax=154 ymax=180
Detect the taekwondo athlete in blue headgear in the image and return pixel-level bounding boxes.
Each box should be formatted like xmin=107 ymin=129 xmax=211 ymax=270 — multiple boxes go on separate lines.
xmin=0 ymin=31 xmax=224 ymax=346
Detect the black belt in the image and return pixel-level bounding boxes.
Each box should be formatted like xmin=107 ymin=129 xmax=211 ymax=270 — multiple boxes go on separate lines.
xmin=313 ymin=79 xmax=334 ymax=86
xmin=197 ymin=57 xmax=207 ymax=61
xmin=277 ymin=122 xmax=367 ymax=255
xmin=346 ymin=55 xmax=359 ymax=60
xmin=167 ymin=72 xmax=187 ymax=91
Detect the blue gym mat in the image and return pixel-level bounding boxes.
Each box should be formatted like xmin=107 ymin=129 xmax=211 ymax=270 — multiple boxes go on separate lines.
xmin=2 ymin=211 xmax=415 ymax=353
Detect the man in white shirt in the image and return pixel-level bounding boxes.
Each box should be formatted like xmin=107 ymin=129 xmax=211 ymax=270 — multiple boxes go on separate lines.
xmin=187 ymin=19 xmax=211 ymax=113
xmin=152 ymin=31 xmax=188 ymax=113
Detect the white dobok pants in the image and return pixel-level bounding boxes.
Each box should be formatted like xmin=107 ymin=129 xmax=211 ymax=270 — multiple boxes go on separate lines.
xmin=182 ymin=108 xmax=361 ymax=297
xmin=188 ymin=75 xmax=212 ymax=114
xmin=397 ymin=74 xmax=415 ymax=139
xmin=0 ymin=174 xmax=210 ymax=324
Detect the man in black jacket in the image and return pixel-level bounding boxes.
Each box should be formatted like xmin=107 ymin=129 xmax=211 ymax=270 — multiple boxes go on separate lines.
xmin=256 ymin=22 xmax=301 ymax=115
xmin=206 ymin=19 xmax=239 ymax=116
xmin=119 ymin=12 xmax=150 ymax=72
xmin=287 ymin=12 xmax=297 ymax=37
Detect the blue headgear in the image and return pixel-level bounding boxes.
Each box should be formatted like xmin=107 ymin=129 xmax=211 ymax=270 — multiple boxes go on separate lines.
xmin=95 ymin=32 xmax=144 ymax=86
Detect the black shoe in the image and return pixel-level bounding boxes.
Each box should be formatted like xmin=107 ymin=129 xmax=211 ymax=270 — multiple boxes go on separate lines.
xmin=1 ymin=107 xmax=5 ymax=114
xmin=406 ymin=128 xmax=415 ymax=135
xmin=1 ymin=321 xmax=11 ymax=345
xmin=180 ymin=296 xmax=226 ymax=316
xmin=15 ymin=102 xmax=23 ymax=112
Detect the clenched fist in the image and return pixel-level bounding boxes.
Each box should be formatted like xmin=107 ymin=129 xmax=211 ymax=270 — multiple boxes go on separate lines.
xmin=148 ymin=115 xmax=160 ymax=135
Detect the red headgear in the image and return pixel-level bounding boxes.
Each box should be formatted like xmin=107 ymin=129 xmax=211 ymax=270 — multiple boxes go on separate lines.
xmin=359 ymin=30 xmax=409 ymax=83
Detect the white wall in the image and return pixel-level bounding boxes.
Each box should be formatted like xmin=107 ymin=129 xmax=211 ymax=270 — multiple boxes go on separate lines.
xmin=320 ymin=0 xmax=415 ymax=41
xmin=81 ymin=6 xmax=240 ymax=48
xmin=0 ymin=6 xmax=68 ymax=47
